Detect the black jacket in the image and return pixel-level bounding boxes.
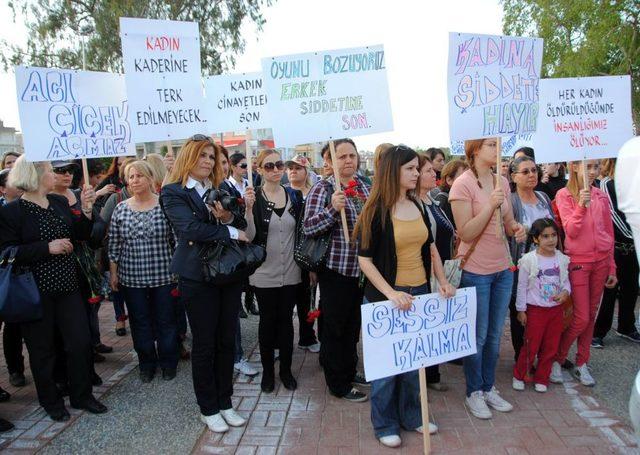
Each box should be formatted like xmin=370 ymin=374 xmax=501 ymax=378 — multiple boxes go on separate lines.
xmin=160 ymin=182 xmax=247 ymax=282
xmin=0 ymin=194 xmax=94 ymax=266
xmin=251 ymin=186 xmax=303 ymax=249
xmin=358 ymin=199 xmax=434 ymax=302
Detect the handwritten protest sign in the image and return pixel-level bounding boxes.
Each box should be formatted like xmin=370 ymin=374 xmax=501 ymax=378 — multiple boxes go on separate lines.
xmin=447 ymin=32 xmax=543 ymax=142
xmin=261 ymin=44 xmax=393 ymax=147
xmin=362 ymin=287 xmax=477 ymax=382
xmin=120 ymin=17 xmax=206 ymax=142
xmin=204 ymin=72 xmax=270 ymax=132
xmin=451 ymin=133 xmax=534 ymax=156
xmin=15 ymin=66 xmax=134 ymax=161
xmin=533 ymin=75 xmax=633 ymax=164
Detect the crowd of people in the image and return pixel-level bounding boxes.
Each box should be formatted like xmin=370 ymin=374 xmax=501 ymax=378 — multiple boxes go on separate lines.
xmin=0 ymin=136 xmax=636 ymax=449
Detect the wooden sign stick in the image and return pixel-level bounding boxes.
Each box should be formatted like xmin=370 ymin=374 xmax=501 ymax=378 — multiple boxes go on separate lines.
xmin=418 ymin=368 xmax=431 ymax=454
xmin=495 ymin=136 xmax=503 ymax=238
xmin=328 ymin=140 xmax=350 ymax=242
xmin=246 ymin=130 xmax=253 ymax=188
xmin=582 ymin=158 xmax=590 ymax=208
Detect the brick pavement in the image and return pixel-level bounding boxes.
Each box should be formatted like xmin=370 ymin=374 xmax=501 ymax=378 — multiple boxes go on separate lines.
xmin=0 ymin=302 xmax=137 ymax=453
xmin=193 ymin=334 xmax=639 ymax=454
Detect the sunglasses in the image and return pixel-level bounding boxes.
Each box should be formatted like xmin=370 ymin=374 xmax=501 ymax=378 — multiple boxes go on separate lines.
xmin=189 ymin=134 xmax=214 ymax=144
xmin=514 ymin=167 xmax=537 ymax=176
xmin=238 ymin=163 xmax=248 ymax=169
xmin=262 ymin=161 xmax=284 ymax=171
xmin=53 ymin=167 xmax=75 ymax=175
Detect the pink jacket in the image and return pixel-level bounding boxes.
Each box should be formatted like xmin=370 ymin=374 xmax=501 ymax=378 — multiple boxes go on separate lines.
xmin=555 ymin=187 xmax=615 ymax=275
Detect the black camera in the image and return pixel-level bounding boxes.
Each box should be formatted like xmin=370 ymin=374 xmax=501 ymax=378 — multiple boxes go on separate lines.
xmin=204 ymin=188 xmax=240 ymax=212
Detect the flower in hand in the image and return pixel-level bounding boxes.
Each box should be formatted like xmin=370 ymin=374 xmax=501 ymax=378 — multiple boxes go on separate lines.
xmin=307 ymin=308 xmax=321 ymax=323
xmin=552 ymin=290 xmax=570 ymax=304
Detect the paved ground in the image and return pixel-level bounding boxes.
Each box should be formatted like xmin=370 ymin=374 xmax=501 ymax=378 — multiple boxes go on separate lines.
xmin=0 ymin=300 xmax=637 ymax=454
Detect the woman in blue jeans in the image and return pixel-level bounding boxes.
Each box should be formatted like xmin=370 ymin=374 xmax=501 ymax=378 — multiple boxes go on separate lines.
xmin=355 ymin=146 xmax=455 ymax=448
xmin=449 ymin=139 xmax=526 ymax=420
xmin=108 ymin=160 xmax=179 ymax=382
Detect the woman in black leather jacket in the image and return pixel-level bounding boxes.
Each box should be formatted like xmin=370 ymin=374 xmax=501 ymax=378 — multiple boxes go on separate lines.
xmin=160 ymin=135 xmax=253 ymax=434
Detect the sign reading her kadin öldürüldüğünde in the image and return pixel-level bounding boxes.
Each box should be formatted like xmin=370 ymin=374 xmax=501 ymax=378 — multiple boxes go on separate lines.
xmin=533 ymin=75 xmax=634 ymax=164
xmin=15 ymin=66 xmax=135 ymax=161
xmin=261 ymin=45 xmax=393 ymax=147
xmin=447 ymin=32 xmax=543 ymax=143
xmin=204 ymin=72 xmax=270 ymax=132
xmin=361 ymin=287 xmax=477 ymax=382
xmin=120 ymin=17 xmax=206 ymax=142
xmin=450 ymin=133 xmax=534 ymax=156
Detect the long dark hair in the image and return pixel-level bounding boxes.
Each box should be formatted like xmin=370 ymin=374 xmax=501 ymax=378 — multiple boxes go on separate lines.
xmin=526 ymin=217 xmax=558 ymax=251
xmin=353 ymin=145 xmax=418 ymax=249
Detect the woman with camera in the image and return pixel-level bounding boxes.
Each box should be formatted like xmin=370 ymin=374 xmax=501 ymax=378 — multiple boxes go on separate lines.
xmin=160 ymin=135 xmax=253 ymax=434
xmin=245 ymin=150 xmax=303 ymax=393
xmin=0 ymin=156 xmax=107 ymax=422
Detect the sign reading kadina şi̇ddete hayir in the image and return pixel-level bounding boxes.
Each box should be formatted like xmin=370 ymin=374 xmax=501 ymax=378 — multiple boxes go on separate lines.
xmin=447 ymin=32 xmax=544 ymax=143
xmin=15 ymin=66 xmax=135 ymax=161
xmin=261 ymin=45 xmax=393 ymax=147
xmin=119 ymin=17 xmax=206 ymax=142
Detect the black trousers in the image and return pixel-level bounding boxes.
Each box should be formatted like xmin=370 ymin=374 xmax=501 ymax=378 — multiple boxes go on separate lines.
xmin=181 ymin=278 xmax=241 ymax=416
xmin=21 ymin=291 xmax=93 ymax=412
xmin=318 ymin=268 xmax=363 ymax=397
xmin=255 ymin=285 xmax=296 ymax=376
xmin=295 ymin=272 xmax=318 ymax=347
xmin=508 ymin=273 xmax=524 ymax=362
xmin=594 ymin=247 xmax=640 ymax=338
xmin=1 ymin=321 xmax=24 ymax=375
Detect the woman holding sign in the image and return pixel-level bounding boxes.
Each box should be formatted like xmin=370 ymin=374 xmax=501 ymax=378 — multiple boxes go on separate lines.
xmin=355 ymin=145 xmax=455 ymax=448
xmin=449 ymin=138 xmax=526 ymax=420
xmin=551 ymin=160 xmax=617 ymax=387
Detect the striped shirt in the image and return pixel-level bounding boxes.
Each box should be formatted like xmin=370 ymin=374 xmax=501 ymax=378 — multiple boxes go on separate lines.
xmin=600 ymin=177 xmax=633 ymax=241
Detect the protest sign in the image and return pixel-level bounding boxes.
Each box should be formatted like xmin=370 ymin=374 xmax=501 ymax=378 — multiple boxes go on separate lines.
xmin=204 ymin=72 xmax=270 ymax=132
xmin=120 ymin=17 xmax=206 ymax=142
xmin=533 ymin=75 xmax=633 ymax=164
xmin=362 ymin=287 xmax=477 ymax=382
xmin=15 ymin=66 xmax=134 ymax=161
xmin=261 ymin=44 xmax=393 ymax=147
xmin=447 ymin=32 xmax=543 ymax=142
xmin=451 ymin=133 xmax=534 ymax=156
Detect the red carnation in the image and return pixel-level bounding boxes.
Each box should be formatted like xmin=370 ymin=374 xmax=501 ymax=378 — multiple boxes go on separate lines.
xmin=71 ymin=208 xmax=82 ymax=217
xmin=509 ymin=265 xmax=518 ymax=272
xmin=171 ymin=288 xmax=181 ymax=298
xmin=306 ymin=309 xmax=321 ymax=323
xmin=88 ymin=295 xmax=103 ymax=304
xmin=347 ymin=180 xmax=358 ymax=188
xmin=344 ymin=188 xmax=357 ymax=198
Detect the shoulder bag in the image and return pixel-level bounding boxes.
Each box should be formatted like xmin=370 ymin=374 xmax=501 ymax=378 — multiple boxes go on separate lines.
xmin=0 ymin=247 xmax=42 ymax=323
xmin=200 ymin=240 xmax=266 ymax=285
xmin=293 ymin=189 xmax=332 ymax=272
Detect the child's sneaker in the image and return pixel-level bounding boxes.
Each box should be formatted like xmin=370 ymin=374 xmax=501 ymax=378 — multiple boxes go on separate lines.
xmin=534 ymin=383 xmax=547 ymax=393
xmin=550 ymin=361 xmax=564 ymax=384
xmin=573 ymin=364 xmax=596 ymax=387
xmin=512 ymin=377 xmax=525 ymax=391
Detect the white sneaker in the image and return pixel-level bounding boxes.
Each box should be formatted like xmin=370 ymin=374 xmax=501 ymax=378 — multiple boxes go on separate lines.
xmin=220 ymin=408 xmax=246 ymax=427
xmin=485 ymin=387 xmax=513 ymax=412
xmin=512 ymin=377 xmax=525 ymax=391
xmin=200 ymin=413 xmax=229 ymax=433
xmin=573 ymin=364 xmax=596 ymax=387
xmin=465 ymin=391 xmax=492 ymax=419
xmin=379 ymin=435 xmax=401 ymax=448
xmin=534 ymin=383 xmax=548 ymax=393
xmin=234 ymin=358 xmax=258 ymax=377
xmin=415 ymin=423 xmax=438 ymax=435
xmin=550 ymin=361 xmax=564 ymax=384
xmin=299 ymin=342 xmax=321 ymax=353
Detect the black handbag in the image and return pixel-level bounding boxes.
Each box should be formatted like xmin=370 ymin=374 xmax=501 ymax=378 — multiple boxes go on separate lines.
xmin=0 ymin=247 xmax=42 ymax=323
xmin=294 ymin=193 xmax=332 ymax=272
xmin=200 ymin=240 xmax=266 ymax=285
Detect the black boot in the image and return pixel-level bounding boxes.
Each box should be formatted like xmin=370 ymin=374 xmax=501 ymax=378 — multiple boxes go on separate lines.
xmin=245 ymin=289 xmax=259 ymax=315
xmin=260 ymin=348 xmax=275 ymax=393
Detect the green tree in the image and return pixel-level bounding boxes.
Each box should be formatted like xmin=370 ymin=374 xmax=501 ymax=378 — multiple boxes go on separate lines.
xmin=502 ymin=0 xmax=639 ymax=130
xmin=1 ymin=0 xmax=274 ymax=75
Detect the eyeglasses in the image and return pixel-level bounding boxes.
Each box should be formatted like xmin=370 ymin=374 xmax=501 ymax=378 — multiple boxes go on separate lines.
xmin=262 ymin=161 xmax=284 ymax=171
xmin=514 ymin=167 xmax=537 ymax=176
xmin=239 ymin=163 xmax=248 ymax=169
xmin=189 ymin=134 xmax=214 ymax=144
xmin=53 ymin=167 xmax=75 ymax=175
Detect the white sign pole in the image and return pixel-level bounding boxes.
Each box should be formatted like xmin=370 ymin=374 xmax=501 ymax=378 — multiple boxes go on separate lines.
xmin=329 ymin=140 xmax=350 ymax=242
xmin=80 ymin=36 xmax=91 ymax=203
xmin=246 ymin=130 xmax=253 ymax=188
xmin=495 ymin=137 xmax=502 ymax=238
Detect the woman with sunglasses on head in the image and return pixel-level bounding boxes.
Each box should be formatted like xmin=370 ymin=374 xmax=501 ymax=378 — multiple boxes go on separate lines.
xmin=507 ymin=156 xmax=555 ymax=361
xmin=550 ymin=160 xmax=617 ymax=387
xmin=160 ymin=135 xmax=251 ymax=434
xmin=355 ymin=146 xmax=455 ymax=447
xmin=244 ymin=150 xmax=303 ymax=392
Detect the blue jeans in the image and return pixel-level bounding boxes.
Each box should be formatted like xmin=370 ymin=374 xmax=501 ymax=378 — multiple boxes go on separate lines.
xmin=369 ymin=283 xmax=427 ymax=438
xmin=461 ymin=269 xmax=513 ymax=396
xmin=121 ymin=284 xmax=179 ymax=372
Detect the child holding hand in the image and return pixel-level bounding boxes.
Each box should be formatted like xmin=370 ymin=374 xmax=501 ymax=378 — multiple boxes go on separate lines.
xmin=512 ymin=218 xmax=571 ymax=392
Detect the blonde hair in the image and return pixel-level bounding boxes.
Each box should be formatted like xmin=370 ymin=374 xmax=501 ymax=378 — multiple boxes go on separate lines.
xmin=165 ymin=137 xmax=224 ymax=188
xmin=144 ymin=153 xmax=167 ymax=188
xmin=566 ymin=161 xmax=584 ymax=200
xmin=600 ymin=158 xmax=615 ymax=179
xmin=119 ymin=157 xmax=136 ymax=183
xmin=125 ymin=160 xmax=156 ymax=192
xmin=8 ymin=156 xmax=48 ymax=192
xmin=373 ymin=143 xmax=394 ymax=174
xmin=255 ymin=149 xmax=280 ymax=169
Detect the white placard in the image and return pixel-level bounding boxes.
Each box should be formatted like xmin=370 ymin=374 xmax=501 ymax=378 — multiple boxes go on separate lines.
xmin=451 ymin=133 xmax=534 ymax=156
xmin=15 ymin=66 xmax=135 ymax=161
xmin=447 ymin=32 xmax=543 ymax=142
xmin=261 ymin=44 xmax=393 ymax=147
xmin=120 ymin=17 xmax=206 ymax=142
xmin=204 ymin=72 xmax=270 ymax=132
xmin=362 ymin=287 xmax=477 ymax=382
xmin=533 ymin=75 xmax=634 ymax=164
